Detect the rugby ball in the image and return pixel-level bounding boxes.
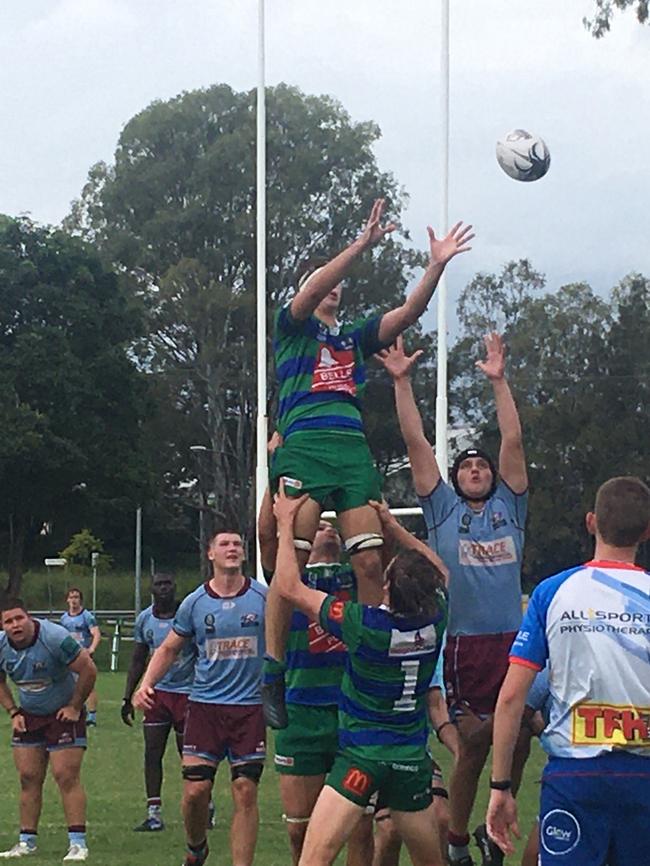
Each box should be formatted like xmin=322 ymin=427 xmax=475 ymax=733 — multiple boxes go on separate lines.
xmin=496 ymin=129 xmax=550 ymax=182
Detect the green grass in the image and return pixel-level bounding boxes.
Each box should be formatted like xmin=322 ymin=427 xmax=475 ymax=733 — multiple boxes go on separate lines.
xmin=0 ymin=670 xmax=545 ymax=865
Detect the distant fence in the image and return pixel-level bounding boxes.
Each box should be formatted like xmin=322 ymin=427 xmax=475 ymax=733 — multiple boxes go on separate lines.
xmin=33 ymin=610 xmax=136 ymax=672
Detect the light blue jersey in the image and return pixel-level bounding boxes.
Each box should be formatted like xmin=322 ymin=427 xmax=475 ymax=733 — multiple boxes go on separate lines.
xmin=428 ymin=632 xmax=446 ymax=691
xmin=134 ymin=605 xmax=195 ymax=694
xmin=526 ymin=666 xmax=551 ymax=727
xmin=419 ymin=479 xmax=527 ymax=635
xmin=0 ymin=619 xmax=81 ymax=715
xmin=60 ymin=609 xmax=97 ymax=649
xmin=173 ymin=578 xmax=267 ymax=705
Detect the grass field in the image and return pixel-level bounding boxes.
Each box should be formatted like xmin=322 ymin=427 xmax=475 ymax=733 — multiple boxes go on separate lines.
xmin=0 ymin=665 xmax=545 ymax=865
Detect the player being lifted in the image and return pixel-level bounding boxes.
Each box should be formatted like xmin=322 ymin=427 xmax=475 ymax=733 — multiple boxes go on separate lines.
xmin=272 ymin=480 xmax=450 ymax=866
xmin=378 ymin=332 xmax=528 ymax=866
xmin=264 ymin=198 xmax=473 ymax=726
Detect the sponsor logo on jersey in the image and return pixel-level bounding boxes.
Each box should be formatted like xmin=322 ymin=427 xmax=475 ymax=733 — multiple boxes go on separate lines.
xmin=240 ymin=612 xmax=259 ymax=628
xmin=459 ymin=513 xmax=472 ymax=534
xmin=342 ymin=767 xmax=372 ymax=797
xmin=540 ymin=810 xmax=581 ymax=856
xmin=558 ymin=608 xmax=650 ymax=635
xmin=311 ymin=345 xmax=356 ymax=396
xmin=204 ymin=613 xmax=216 ymax=633
xmin=572 ymin=702 xmax=650 ymax=746
xmin=389 ymin=625 xmax=437 ymax=657
xmin=205 ymin=636 xmax=258 ymax=661
xmin=32 ymin=661 xmax=46 ymax=672
xmin=491 ymin=511 xmax=507 ymax=530
xmin=328 ymin=601 xmax=345 ymax=623
xmin=458 ymin=536 xmax=517 ymax=567
xmin=308 ymin=621 xmax=346 ymax=654
xmin=15 ymin=679 xmax=51 ymax=693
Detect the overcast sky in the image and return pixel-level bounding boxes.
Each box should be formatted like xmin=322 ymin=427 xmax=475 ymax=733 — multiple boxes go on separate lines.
xmin=1 ymin=0 xmax=649 ymax=327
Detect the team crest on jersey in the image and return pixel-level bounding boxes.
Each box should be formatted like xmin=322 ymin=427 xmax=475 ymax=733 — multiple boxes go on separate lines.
xmin=240 ymin=612 xmax=259 ymax=628
xmin=145 ymin=629 xmax=154 ymax=643
xmin=311 ymin=345 xmax=356 ymax=396
xmin=491 ymin=510 xmax=507 ymax=530
xmin=32 ymin=661 xmax=46 ymax=672
xmin=204 ymin=613 xmax=216 ymax=633
xmin=459 ymin=513 xmax=472 ymax=534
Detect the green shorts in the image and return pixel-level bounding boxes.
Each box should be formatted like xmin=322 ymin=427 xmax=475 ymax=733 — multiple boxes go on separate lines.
xmin=327 ymin=751 xmax=433 ymax=813
xmin=270 ymin=430 xmax=382 ymax=514
xmin=274 ymin=704 xmax=339 ymax=776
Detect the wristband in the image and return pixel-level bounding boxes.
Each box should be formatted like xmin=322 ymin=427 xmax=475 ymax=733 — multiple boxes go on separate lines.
xmin=489 ymin=779 xmax=512 ymax=791
xmin=9 ymin=708 xmax=21 ymax=719
xmin=435 ymin=721 xmax=453 ymax=742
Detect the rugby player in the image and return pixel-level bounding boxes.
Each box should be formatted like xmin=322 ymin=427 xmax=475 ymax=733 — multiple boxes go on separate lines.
xmin=61 ymin=589 xmax=101 ymax=726
xmin=122 ymin=572 xmax=197 ymax=832
xmin=258 ymin=490 xmax=373 ymax=865
xmin=378 ymin=333 xmax=529 ymax=866
xmin=272 ymin=480 xmax=450 ymax=866
xmin=133 ymin=529 xmax=267 ymax=866
xmin=0 ymin=599 xmax=97 ymax=861
xmin=263 ymin=198 xmax=473 ymax=728
xmin=487 ymin=476 xmax=650 ymax=866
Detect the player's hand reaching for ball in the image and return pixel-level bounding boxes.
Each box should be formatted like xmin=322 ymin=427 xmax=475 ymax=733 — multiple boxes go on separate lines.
xmin=375 ymin=336 xmax=423 ymax=381
xmin=121 ymin=698 xmax=135 ymax=726
xmin=427 ymin=220 xmax=474 ymax=266
xmin=358 ymin=198 xmax=396 ymax=249
xmin=273 ymin=479 xmax=309 ymax=527
xmin=133 ymin=684 xmax=156 ymax=712
xmin=476 ymin=332 xmax=506 ymax=381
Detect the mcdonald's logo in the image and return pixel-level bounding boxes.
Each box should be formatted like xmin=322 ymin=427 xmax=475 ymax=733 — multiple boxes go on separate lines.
xmin=342 ymin=767 xmax=371 ymax=797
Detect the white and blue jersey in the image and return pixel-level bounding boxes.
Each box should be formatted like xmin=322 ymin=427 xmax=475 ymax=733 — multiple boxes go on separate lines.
xmin=134 ymin=605 xmax=195 ymax=694
xmin=419 ymin=479 xmax=527 ymax=635
xmin=173 ymin=578 xmax=267 ymax=705
xmin=511 ymin=560 xmax=650 ymax=760
xmin=0 ymin=619 xmax=81 ymax=715
xmin=60 ymin=609 xmax=97 ymax=649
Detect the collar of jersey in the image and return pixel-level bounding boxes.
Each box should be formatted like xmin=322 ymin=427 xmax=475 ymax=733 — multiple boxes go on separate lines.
xmin=204 ymin=577 xmax=250 ymax=599
xmin=586 ymin=559 xmax=646 ymax=572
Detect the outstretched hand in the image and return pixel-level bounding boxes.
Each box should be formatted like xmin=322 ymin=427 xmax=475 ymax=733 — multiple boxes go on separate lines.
xmin=375 ymin=336 xmax=423 ymax=380
xmin=428 ymin=221 xmax=474 ymax=267
xmin=273 ymin=479 xmax=309 ymax=527
xmin=476 ymin=332 xmax=506 ymax=381
xmin=358 ymin=198 xmax=397 ymax=249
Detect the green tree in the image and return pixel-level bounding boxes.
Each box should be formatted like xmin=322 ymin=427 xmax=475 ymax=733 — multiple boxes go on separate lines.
xmin=449 ymin=262 xmax=649 ymax=580
xmin=0 ymin=216 xmax=151 ymax=596
xmin=584 ymin=0 xmax=649 ymax=36
xmin=66 ymin=83 xmax=427 ymax=542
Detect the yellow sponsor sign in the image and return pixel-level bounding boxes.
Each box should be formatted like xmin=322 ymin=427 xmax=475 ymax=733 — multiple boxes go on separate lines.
xmin=572 ymin=702 xmax=650 ymax=746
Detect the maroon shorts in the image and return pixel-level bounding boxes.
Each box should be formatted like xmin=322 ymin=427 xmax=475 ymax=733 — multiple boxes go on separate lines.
xmin=182 ymin=701 xmax=266 ymax=766
xmin=444 ymin=631 xmax=517 ymax=717
xmin=12 ymin=709 xmax=87 ymax=751
xmin=144 ymin=689 xmax=189 ymax=733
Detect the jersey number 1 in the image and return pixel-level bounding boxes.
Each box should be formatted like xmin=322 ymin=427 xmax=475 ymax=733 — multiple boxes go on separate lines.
xmin=393 ymin=660 xmax=420 ymax=712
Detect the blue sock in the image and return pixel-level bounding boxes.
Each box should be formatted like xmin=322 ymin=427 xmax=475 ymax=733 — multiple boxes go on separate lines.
xmin=68 ymin=829 xmax=86 ymax=848
xmin=87 ymin=711 xmax=96 ymax=721
xmin=19 ymin=832 xmax=36 ymax=849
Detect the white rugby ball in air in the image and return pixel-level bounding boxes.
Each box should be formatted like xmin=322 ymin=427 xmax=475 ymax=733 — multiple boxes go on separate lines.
xmin=496 ymin=129 xmax=550 ymax=182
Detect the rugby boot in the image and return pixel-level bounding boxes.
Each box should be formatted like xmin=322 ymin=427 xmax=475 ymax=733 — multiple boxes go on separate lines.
xmin=62 ymin=845 xmax=89 ymax=861
xmin=473 ymin=824 xmax=504 ymax=866
xmin=182 ymin=843 xmax=209 ymax=866
xmin=133 ymin=815 xmax=164 ymax=832
xmin=0 ymin=843 xmax=37 ymax=858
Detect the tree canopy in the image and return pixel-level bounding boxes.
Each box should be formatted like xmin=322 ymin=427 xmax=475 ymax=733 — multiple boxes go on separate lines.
xmin=584 ymin=0 xmax=649 ymax=36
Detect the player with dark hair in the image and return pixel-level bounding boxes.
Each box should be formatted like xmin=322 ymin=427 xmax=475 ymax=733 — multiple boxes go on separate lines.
xmin=122 ymin=572 xmax=198 ymax=832
xmin=263 ymin=198 xmax=473 ymax=728
xmin=272 ymin=481 xmax=450 ymax=866
xmin=378 ymin=332 xmax=528 ymax=866
xmin=487 ymin=476 xmax=650 ymax=866
xmin=61 ymin=588 xmax=101 ymax=726
xmin=0 ymin=599 xmax=96 ymax=861
xmin=134 ymin=530 xmax=267 ymax=866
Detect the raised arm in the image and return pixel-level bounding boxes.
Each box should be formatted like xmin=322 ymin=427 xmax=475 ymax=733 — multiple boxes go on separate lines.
xmin=378 ymin=221 xmax=474 ymax=344
xmin=476 ymin=333 xmax=527 ymax=494
xmin=369 ymin=499 xmax=449 ymax=583
xmin=376 ymin=338 xmax=440 ymax=496
xmin=272 ymin=483 xmax=327 ymax=622
xmin=290 ymin=198 xmax=396 ymax=321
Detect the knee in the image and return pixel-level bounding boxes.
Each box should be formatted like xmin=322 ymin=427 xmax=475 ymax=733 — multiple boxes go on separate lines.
xmin=183 ymin=780 xmax=212 ymax=808
xmin=349 ymin=548 xmax=383 ymax=580
xmin=19 ymin=770 xmax=44 ymax=792
xmin=231 ymin=777 xmax=258 ymax=812
xmin=51 ymin=768 xmax=79 ymax=794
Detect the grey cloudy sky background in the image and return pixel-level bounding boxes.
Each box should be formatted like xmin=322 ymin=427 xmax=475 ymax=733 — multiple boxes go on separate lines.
xmin=1 ymin=0 xmax=649 ymax=326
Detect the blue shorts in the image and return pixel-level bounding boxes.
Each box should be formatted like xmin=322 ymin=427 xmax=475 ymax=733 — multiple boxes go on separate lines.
xmin=539 ymin=753 xmax=650 ymax=866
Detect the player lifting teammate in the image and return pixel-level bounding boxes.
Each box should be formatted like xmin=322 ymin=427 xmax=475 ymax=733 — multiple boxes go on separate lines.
xmin=264 ymin=198 xmax=473 ymax=727
xmin=0 ymin=600 xmax=97 ymax=861
xmin=378 ymin=332 xmax=528 ymax=866
xmin=272 ymin=480 xmax=450 ymax=866
xmin=487 ymin=476 xmax=650 ymax=865
xmin=134 ymin=530 xmax=267 ymax=866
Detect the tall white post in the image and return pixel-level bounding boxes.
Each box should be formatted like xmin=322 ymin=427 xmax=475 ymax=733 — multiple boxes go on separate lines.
xmin=255 ymin=0 xmax=269 ymax=582
xmin=435 ymin=0 xmax=450 ymax=480
xmin=134 ymin=506 xmax=142 ymax=615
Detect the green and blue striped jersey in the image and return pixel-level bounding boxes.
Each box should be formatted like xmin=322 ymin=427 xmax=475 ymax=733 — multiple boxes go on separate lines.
xmin=274 ymin=304 xmax=386 ymax=439
xmin=285 ymin=562 xmax=357 ymax=707
xmin=319 ymin=594 xmax=448 ymax=761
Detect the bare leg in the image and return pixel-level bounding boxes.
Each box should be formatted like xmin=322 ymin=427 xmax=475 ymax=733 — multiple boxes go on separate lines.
xmin=391 ymin=805 xmax=445 ymax=866
xmin=49 ymin=748 xmax=86 ymax=827
xmin=337 ymin=505 xmax=384 ymax=605
xmin=86 ymin=689 xmax=98 ymax=714
xmin=299 ymin=786 xmax=365 ymax=866
xmin=279 ymin=774 xmax=326 ymax=865
xmin=143 ymin=724 xmax=171 ymax=799
xmin=346 ymin=811 xmax=374 ymax=866
xmin=448 ymin=714 xmax=492 ymax=841
xmin=230 ymin=776 xmax=259 ymax=866
xmin=432 ymin=795 xmax=450 ymax=855
xmin=521 ymin=820 xmax=539 ymax=866
xmin=13 ymin=747 xmax=48 ymax=833
xmin=181 ymin=756 xmax=216 ymax=847
xmin=371 ymin=812 xmax=401 ymax=866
